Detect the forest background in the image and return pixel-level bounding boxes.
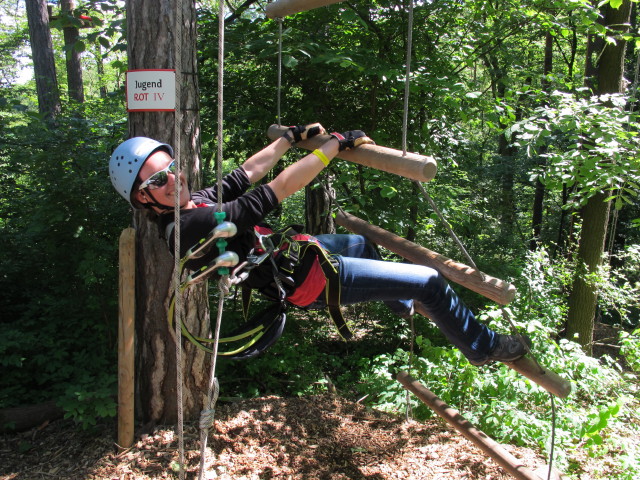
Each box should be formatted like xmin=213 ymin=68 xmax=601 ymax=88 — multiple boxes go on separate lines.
xmin=1 ymin=0 xmax=640 ymax=479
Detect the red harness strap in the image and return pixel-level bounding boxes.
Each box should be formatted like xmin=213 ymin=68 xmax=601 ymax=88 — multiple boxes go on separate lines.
xmin=254 ymin=226 xmax=326 ymax=307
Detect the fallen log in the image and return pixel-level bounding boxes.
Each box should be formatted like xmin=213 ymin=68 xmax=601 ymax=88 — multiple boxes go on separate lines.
xmin=0 ymin=401 xmax=64 ymax=432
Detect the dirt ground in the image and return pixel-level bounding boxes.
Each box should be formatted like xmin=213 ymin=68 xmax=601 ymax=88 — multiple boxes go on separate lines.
xmin=0 ymin=393 xmax=559 ymax=480
xmin=2 ymin=321 xmax=634 ymax=480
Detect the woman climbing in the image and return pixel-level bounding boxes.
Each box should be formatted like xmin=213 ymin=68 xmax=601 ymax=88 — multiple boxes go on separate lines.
xmin=108 ymin=124 xmax=531 ymax=366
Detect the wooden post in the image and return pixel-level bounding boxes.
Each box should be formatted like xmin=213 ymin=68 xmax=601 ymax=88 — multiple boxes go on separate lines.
xmin=396 ymin=372 xmax=560 ymax=480
xmin=266 ymin=0 xmax=345 ymax=18
xmin=335 ymin=210 xmax=515 ymax=305
xmin=118 ymin=228 xmax=136 ymax=450
xmin=267 ymin=124 xmax=437 ymax=183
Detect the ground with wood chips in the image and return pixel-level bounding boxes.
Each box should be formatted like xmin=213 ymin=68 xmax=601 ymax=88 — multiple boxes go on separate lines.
xmin=2 ymin=321 xmax=635 ymax=479
xmin=3 ymin=393 xmax=603 ymax=480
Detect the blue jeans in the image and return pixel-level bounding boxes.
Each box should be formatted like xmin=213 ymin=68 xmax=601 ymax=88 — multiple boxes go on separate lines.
xmin=312 ymin=234 xmax=497 ymax=363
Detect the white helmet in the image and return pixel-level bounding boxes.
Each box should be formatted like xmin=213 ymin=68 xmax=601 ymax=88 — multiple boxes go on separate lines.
xmin=109 ymin=137 xmax=174 ymax=205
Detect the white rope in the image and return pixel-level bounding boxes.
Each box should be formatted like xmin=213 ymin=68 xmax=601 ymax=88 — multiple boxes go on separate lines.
xmin=216 ymin=0 xmax=225 ymax=213
xmin=196 ymin=2 xmax=228 ymax=479
xmin=172 ymin=0 xmax=185 ymax=478
xmin=401 ymin=0 xmax=414 ymax=156
xmin=277 ymin=17 xmax=283 ymax=125
xmin=401 ymin=0 xmax=415 ymax=421
xmin=399 ymin=0 xmax=481 ymax=276
xmin=197 ymin=280 xmax=229 ymax=480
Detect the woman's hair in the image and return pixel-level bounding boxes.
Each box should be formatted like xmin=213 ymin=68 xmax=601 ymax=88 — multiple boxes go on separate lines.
xmin=130 ymin=177 xmax=146 ymax=209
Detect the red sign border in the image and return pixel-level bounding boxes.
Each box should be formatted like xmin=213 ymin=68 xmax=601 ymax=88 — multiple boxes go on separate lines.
xmin=126 ymin=69 xmax=176 ymax=112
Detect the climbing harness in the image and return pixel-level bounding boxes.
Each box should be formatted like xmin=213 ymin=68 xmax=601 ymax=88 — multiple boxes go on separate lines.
xmin=168 ymin=223 xmax=354 ymax=361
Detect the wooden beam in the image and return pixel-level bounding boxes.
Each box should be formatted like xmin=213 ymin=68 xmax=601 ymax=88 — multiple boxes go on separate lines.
xmin=396 ymin=372 xmax=559 ymax=480
xmin=118 ymin=227 xmax=136 ymax=450
xmin=268 ymin=124 xmax=437 ymax=183
xmin=265 ymin=0 xmax=345 ymax=18
xmin=502 ymin=355 xmax=572 ymax=399
xmin=412 ymin=302 xmax=571 ymax=398
xmin=335 ymin=210 xmax=515 ymax=305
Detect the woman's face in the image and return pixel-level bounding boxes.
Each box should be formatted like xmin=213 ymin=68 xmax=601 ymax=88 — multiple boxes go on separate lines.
xmin=135 ymin=149 xmax=191 ymax=209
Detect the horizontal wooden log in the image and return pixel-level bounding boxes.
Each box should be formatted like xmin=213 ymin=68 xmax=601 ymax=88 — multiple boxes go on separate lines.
xmin=504 ymin=355 xmax=572 ymax=398
xmin=396 ymin=372 xmax=554 ymax=480
xmin=412 ymin=302 xmax=572 ymax=398
xmin=265 ymin=0 xmax=345 ymax=18
xmin=268 ymin=124 xmax=437 ymax=182
xmin=335 ymin=210 xmax=516 ymax=305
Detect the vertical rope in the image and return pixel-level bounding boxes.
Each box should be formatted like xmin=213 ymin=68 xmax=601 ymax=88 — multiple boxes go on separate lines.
xmin=216 ymin=0 xmax=225 ymax=213
xmin=405 ymin=315 xmax=415 ymax=421
xmin=172 ymin=0 xmax=184 ymax=478
xmin=197 ymin=282 xmax=229 ymax=480
xmin=276 ymin=17 xmax=283 ymax=125
xmin=195 ymin=3 xmax=227 ymax=479
xmin=401 ymin=0 xmax=414 ymax=156
xmin=401 ymin=0 xmax=415 ymax=421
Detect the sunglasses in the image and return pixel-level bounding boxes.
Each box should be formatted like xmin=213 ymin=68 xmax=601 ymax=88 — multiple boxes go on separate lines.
xmin=138 ymin=160 xmax=177 ymax=190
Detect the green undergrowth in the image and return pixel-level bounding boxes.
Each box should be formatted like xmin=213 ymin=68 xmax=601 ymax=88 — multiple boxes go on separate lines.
xmin=218 ymin=246 xmax=640 ymax=479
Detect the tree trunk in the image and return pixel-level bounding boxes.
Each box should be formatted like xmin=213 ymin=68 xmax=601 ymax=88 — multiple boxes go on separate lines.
xmin=530 ymin=32 xmax=553 ymax=251
xmin=25 ymin=0 xmax=61 ymax=119
xmin=566 ymin=0 xmax=632 ymax=353
xmin=96 ymin=42 xmax=108 ymax=98
xmin=305 ymin=179 xmax=335 ymax=235
xmin=127 ymin=0 xmax=205 ymax=424
xmin=61 ymin=0 xmax=84 ymax=103
xmin=484 ymin=53 xmax=516 ymax=235
xmin=566 ymin=192 xmax=611 ymax=351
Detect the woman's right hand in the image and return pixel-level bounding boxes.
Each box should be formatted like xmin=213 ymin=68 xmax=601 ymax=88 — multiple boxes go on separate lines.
xmin=282 ymin=123 xmax=326 ymax=144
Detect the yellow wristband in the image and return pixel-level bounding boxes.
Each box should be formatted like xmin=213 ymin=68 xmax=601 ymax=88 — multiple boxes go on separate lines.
xmin=312 ymin=149 xmax=331 ymax=166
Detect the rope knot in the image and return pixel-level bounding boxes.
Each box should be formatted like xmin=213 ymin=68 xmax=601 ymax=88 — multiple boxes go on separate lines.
xmin=218 ymin=276 xmax=231 ymax=296
xmin=199 ymin=408 xmax=216 ymax=430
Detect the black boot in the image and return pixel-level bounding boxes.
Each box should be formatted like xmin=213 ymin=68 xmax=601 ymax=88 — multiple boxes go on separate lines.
xmin=470 ymin=334 xmax=532 ymax=366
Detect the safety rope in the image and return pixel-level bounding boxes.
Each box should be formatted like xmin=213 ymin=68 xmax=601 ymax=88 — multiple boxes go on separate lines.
xmin=401 ymin=0 xmax=413 ymax=157
xmin=172 ymin=0 xmax=185 ymax=478
xmin=397 ymin=3 xmax=555 ymax=476
xmin=216 ymin=0 xmax=225 ymax=214
xmin=196 ymin=1 xmax=229 ymax=479
xmin=401 ymin=0 xmax=416 ymax=421
xmin=276 ymin=17 xmax=283 ymax=126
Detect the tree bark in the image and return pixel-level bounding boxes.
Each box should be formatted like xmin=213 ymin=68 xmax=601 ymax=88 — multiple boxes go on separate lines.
xmin=127 ymin=0 xmax=206 ymax=424
xmin=60 ymin=0 xmax=84 ymax=103
xmin=566 ymin=0 xmax=633 ymax=353
xmin=530 ymin=32 xmax=553 ymax=251
xmin=305 ymin=180 xmax=335 ymax=235
xmin=25 ymin=0 xmax=61 ymax=119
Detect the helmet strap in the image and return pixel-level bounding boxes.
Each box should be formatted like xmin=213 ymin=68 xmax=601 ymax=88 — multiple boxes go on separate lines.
xmin=141 ymin=189 xmax=175 ymax=212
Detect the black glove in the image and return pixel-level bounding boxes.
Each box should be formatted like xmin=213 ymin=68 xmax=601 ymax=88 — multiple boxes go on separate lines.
xmin=282 ymin=123 xmax=326 ymax=144
xmin=330 ymin=130 xmax=375 ymax=151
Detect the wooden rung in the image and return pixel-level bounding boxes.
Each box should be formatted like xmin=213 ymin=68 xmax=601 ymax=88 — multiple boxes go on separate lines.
xmin=265 ymin=0 xmax=345 ymax=18
xmin=267 ymin=124 xmax=437 ymax=183
xmin=504 ymin=355 xmax=572 ymax=398
xmin=396 ymin=372 xmax=560 ymax=480
xmin=412 ymin=302 xmax=572 ymax=398
xmin=335 ymin=210 xmax=516 ymax=305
